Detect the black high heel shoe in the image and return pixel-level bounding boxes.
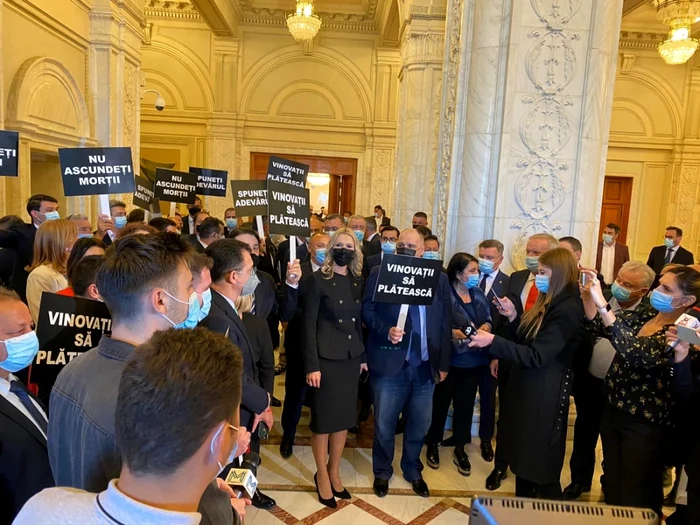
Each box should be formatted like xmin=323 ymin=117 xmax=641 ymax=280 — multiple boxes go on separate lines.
xmin=314 ymin=473 xmax=337 ymax=508
xmin=331 ymin=483 xmax=351 ymax=500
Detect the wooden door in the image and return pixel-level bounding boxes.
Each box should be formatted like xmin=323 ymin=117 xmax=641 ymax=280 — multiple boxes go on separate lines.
xmin=599 ymin=176 xmax=633 ymax=244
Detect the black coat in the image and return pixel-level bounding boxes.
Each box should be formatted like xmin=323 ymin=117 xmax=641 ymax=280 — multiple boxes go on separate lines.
xmin=362 ymin=253 xmax=382 ymax=280
xmin=646 ymin=245 xmax=695 ymax=275
xmin=242 ymin=312 xmax=275 ymax=395
xmin=282 ymin=261 xmax=316 ymax=369
xmin=489 ymin=286 xmax=583 ymax=484
xmin=0 ymin=223 xmax=37 ymax=301
xmin=362 ymin=236 xmax=381 ymax=260
xmin=199 ymin=290 xmax=269 ymax=427
xmin=480 ymin=269 xmax=510 ymax=333
xmin=0 ymin=385 xmax=54 ymax=525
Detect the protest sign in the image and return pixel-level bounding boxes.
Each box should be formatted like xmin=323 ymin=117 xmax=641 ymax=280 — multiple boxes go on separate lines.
xmin=32 ymin=293 xmax=112 ymax=406
xmin=231 ymin=180 xmax=268 ymax=216
xmin=266 ymin=156 xmax=309 ymax=188
xmin=372 ymin=254 xmax=442 ymax=306
xmin=154 ymin=168 xmax=197 ymax=204
xmin=59 ymin=147 xmax=135 ymax=196
xmin=133 ymin=175 xmax=155 ymax=210
xmin=190 ymin=167 xmax=228 ymax=197
xmin=0 ymin=130 xmax=19 ymax=176
xmin=267 ymin=180 xmax=311 ymax=237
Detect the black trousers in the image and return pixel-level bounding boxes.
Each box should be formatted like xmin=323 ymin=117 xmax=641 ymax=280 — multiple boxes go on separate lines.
xmin=478 ymin=368 xmax=496 ymax=441
xmin=281 ymin=357 xmax=307 ymax=440
xmin=569 ymin=373 xmax=605 ymax=486
xmin=494 ymin=359 xmax=512 ymax=471
xmin=425 ymin=365 xmax=487 ymax=447
xmin=600 ymin=402 xmax=664 ymax=516
xmin=515 ymin=476 xmax=563 ymax=500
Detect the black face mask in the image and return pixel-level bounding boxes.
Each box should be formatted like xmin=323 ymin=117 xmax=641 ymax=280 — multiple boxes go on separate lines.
xmin=397 ymin=247 xmax=416 ymax=257
xmin=332 ymin=248 xmax=354 ymax=267
xmin=251 ymin=253 xmax=261 ymax=268
xmin=189 ymin=206 xmax=201 ymax=217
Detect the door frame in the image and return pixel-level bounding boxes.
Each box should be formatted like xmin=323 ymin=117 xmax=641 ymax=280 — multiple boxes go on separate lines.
xmin=603 ymin=171 xmax=640 ymax=257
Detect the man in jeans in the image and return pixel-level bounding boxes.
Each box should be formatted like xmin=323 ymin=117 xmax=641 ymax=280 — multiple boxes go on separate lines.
xmin=361 ymin=228 xmax=452 ymax=498
xmin=47 ymin=233 xmax=242 ymax=525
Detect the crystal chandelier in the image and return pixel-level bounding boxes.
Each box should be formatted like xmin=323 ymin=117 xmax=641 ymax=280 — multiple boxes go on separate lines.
xmin=654 ymin=0 xmax=700 ymax=64
xmin=286 ymin=0 xmax=322 ymax=42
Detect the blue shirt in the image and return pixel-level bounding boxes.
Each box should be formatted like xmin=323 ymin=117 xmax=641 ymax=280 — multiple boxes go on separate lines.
xmin=406 ymin=305 xmax=429 ymax=363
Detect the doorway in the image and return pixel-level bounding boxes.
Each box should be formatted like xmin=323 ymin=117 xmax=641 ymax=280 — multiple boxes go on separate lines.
xmin=599 ymin=176 xmax=633 ymax=243
xmin=250 ymin=153 xmax=357 ymax=215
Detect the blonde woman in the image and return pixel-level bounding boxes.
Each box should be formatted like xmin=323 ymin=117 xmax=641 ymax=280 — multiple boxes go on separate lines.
xmin=26 ymin=219 xmax=78 ymax=322
xmin=303 ymin=228 xmax=365 ymax=508
xmin=468 ymin=247 xmax=582 ymax=500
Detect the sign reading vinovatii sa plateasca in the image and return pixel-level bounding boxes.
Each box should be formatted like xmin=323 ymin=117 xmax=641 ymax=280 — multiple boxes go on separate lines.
xmin=373 ymin=254 xmax=442 ymax=306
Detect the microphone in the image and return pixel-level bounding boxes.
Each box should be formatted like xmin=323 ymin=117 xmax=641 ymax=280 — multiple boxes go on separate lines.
xmin=225 ymin=451 xmax=260 ymax=499
xmin=666 ymin=312 xmax=700 ymax=353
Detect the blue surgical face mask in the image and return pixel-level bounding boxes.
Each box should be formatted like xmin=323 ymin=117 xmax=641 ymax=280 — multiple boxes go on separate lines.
xmin=114 ymin=216 xmax=127 ymax=228
xmin=211 ymin=422 xmax=239 ymax=476
xmin=650 ymin=289 xmax=677 ymax=313
xmin=525 ymin=256 xmax=540 ymax=273
xmin=478 ymin=258 xmax=495 ymax=274
xmin=602 ymin=234 xmax=613 ymax=244
xmin=78 ymin=233 xmax=93 ymax=239
xmin=240 ymin=269 xmax=260 ymax=297
xmin=664 ymin=238 xmax=675 ymax=249
xmin=0 ymin=331 xmax=40 ymax=373
xmin=197 ymin=289 xmax=212 ymax=322
xmin=44 ymin=211 xmax=60 ymax=221
xmin=226 ymin=218 xmax=238 ymax=230
xmin=461 ymin=273 xmax=480 ymax=289
xmin=381 ymin=241 xmax=396 ymax=254
xmin=314 ymin=249 xmax=326 ymax=265
xmin=611 ymin=282 xmax=632 ymax=302
xmin=160 ymin=290 xmax=192 ymax=328
xmin=422 ymin=251 xmax=440 ymax=260
xmin=353 ymin=230 xmax=365 ymax=242
xmin=535 ymin=274 xmax=550 ymax=293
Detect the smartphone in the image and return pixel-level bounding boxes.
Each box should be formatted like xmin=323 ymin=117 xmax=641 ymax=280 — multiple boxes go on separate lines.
xmin=579 ymin=271 xmax=588 ymax=286
xmin=493 ymin=295 xmax=508 ymax=310
xmin=677 ymin=324 xmax=700 ymax=346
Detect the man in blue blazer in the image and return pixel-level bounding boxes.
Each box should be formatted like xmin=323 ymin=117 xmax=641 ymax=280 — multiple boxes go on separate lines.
xmin=362 ymin=229 xmax=452 ymax=499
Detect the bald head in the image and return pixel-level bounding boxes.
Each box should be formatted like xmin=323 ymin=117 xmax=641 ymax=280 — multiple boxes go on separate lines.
xmin=0 ymin=289 xmax=34 ymax=373
xmin=309 ymin=232 xmax=331 ymax=265
xmin=397 ymin=228 xmax=424 ymax=257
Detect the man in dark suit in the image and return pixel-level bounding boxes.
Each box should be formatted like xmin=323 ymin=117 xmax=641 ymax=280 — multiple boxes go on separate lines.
xmin=195 ymin=217 xmax=224 ymax=254
xmin=374 ymin=205 xmax=391 ymax=228
xmin=362 ymin=228 xmax=452 ymax=499
xmin=181 ymin=196 xmax=203 ymax=237
xmin=363 ymin=227 xmax=400 ymax=288
xmin=0 ymin=288 xmax=52 ymax=525
xmin=486 ymin=233 xmax=559 ymax=491
xmin=364 ymin=217 xmax=382 ymax=258
xmin=647 ymin=226 xmax=695 ymax=278
xmin=0 ymin=194 xmax=58 ymax=302
xmin=595 ymin=223 xmax=630 ymax=287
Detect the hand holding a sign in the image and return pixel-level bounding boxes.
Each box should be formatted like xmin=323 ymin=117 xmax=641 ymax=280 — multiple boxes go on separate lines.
xmin=96 ymin=214 xmax=116 ymax=236
xmin=286 ymin=259 xmax=302 ymax=286
xmin=467 ymin=330 xmax=495 ymax=349
xmin=307 ymin=370 xmax=321 ymax=388
xmin=388 ymin=326 xmax=405 ymax=344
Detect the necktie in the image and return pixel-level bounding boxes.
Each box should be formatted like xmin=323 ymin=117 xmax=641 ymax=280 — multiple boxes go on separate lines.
xmin=251 ymin=293 xmax=256 ymax=315
xmin=407 ymin=306 xmax=423 ymax=367
xmin=525 ymin=282 xmax=538 ymax=312
xmin=10 ymin=380 xmax=47 ymax=434
xmin=479 ymin=275 xmax=487 ymax=293
xmin=665 ymin=248 xmax=673 ymax=265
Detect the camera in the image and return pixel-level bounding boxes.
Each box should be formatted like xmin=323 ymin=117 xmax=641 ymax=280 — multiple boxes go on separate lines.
xmin=154 ymin=96 xmax=166 ymax=112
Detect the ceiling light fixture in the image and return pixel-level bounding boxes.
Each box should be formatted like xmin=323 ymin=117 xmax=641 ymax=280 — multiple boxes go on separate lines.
xmin=655 ymin=0 xmax=700 ymax=64
xmin=286 ymin=0 xmax=321 ymax=42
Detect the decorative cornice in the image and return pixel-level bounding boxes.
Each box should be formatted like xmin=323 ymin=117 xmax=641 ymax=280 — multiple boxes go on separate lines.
xmin=409 ymin=5 xmax=447 ymax=20
xmin=144 ymin=0 xmax=202 ymax=20
xmin=619 ymin=30 xmax=666 ymax=50
xmin=241 ymin=9 xmax=377 ymax=31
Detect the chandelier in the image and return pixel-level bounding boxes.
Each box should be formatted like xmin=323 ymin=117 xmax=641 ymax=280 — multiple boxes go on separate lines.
xmin=654 ymin=0 xmax=700 ymax=64
xmin=286 ymin=0 xmax=321 ymax=42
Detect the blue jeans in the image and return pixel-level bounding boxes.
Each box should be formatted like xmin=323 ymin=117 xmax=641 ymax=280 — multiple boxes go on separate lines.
xmin=371 ymin=362 xmax=435 ymax=481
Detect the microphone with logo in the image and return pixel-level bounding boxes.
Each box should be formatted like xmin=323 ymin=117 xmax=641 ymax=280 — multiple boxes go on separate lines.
xmin=225 ymin=451 xmax=260 ymax=499
xmin=666 ymin=311 xmax=700 ymax=355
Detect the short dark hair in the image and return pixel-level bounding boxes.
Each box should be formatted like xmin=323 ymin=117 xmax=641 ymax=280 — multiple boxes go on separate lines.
xmin=324 ymin=213 xmax=344 ymax=224
xmin=479 ymin=239 xmax=504 ymax=255
xmin=381 ymin=226 xmax=400 ymax=238
xmin=127 ymin=209 xmax=145 ymax=223
xmin=413 ymin=212 xmax=428 ymax=220
xmin=667 ymin=226 xmax=683 ymax=237
xmin=96 ymin=233 xmax=192 ymax=323
xmin=26 ymin=194 xmax=58 ymax=216
xmin=425 ymin=235 xmax=440 ymax=247
xmin=0 ymin=215 xmax=25 ymax=230
xmin=115 ymin=327 xmax=243 ymax=476
xmin=229 ymin=228 xmax=260 ymax=243
xmin=605 ymin=223 xmax=620 ymax=234
xmin=415 ymin=225 xmax=432 ymax=238
xmin=66 ymin=237 xmax=106 ymax=278
xmin=206 ymin=239 xmax=251 ymax=282
xmin=198 ymin=217 xmax=224 ymax=240
xmin=109 ymin=199 xmax=126 ymax=210
xmin=365 ymin=217 xmax=377 ymax=232
xmin=559 ymin=236 xmax=582 ymax=253
xmin=149 ymin=217 xmax=177 ymax=232
xmin=447 ymin=252 xmax=478 ymax=285
xmin=374 ymin=205 xmax=382 ymax=210
xmin=187 ymin=252 xmax=213 ymax=277
xmin=70 ymin=255 xmax=105 ymax=297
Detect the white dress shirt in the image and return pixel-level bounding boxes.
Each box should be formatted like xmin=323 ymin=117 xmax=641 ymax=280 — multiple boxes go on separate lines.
xmin=601 ymin=242 xmax=616 ymax=285
xmin=479 ymin=269 xmax=501 ymax=297
xmin=520 ymin=274 xmax=536 ymax=309
xmin=188 ymin=215 xmax=195 ymax=234
xmin=0 ymin=373 xmax=48 ymax=439
xmin=666 ymin=246 xmax=678 ymax=263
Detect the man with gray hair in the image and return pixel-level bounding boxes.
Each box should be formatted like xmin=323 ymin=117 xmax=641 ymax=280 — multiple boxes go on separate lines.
xmin=363 ymin=216 xmax=381 ymax=258
xmin=67 ymin=213 xmax=93 ymax=238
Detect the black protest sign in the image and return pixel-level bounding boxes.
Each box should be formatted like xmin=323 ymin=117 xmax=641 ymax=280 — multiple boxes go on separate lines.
xmin=373 ymin=254 xmax=442 ymax=306
xmin=32 ymin=293 xmax=112 ymax=405
xmin=267 ymin=180 xmax=311 ymax=237
xmin=231 ymin=180 xmax=268 ymax=216
xmin=0 ymin=130 xmax=19 ymax=176
xmin=59 ymin=147 xmax=135 ymax=196
xmin=154 ymin=168 xmax=198 ymax=204
xmin=266 ymin=156 xmax=309 ymax=188
xmin=133 ymin=175 xmax=155 ymax=210
xmin=190 ymin=167 xmax=228 ymax=197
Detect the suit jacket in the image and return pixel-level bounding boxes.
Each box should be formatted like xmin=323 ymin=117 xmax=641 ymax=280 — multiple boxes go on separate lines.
xmin=505 ymin=268 xmax=532 ymax=317
xmin=277 ymin=239 xmax=309 ymax=284
xmin=379 ymin=216 xmax=391 ymax=228
xmin=362 ymin=268 xmax=452 ymax=378
xmin=0 ymin=385 xmax=54 ymax=525
xmin=480 ymin=269 xmax=510 ymax=333
xmin=647 ymin=245 xmax=695 ymax=275
xmin=282 ymin=261 xmax=316 ymax=370
xmin=363 ymin=252 xmax=382 ymax=280
xmin=362 ymin=236 xmax=381 ymax=260
xmin=193 ymin=240 xmax=207 ymax=254
xmin=199 ymin=290 xmax=269 ymax=427
xmin=0 ymin=223 xmax=37 ymax=301
xmin=303 ymin=271 xmax=364 ymax=374
xmin=595 ymin=242 xmax=630 ymax=282
xmin=181 ymin=214 xmax=196 ymax=237
xmin=242 ymin=313 xmax=275 ymax=395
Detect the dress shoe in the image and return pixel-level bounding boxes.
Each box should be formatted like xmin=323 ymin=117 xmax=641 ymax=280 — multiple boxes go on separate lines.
xmin=358 ymin=406 xmax=371 ymax=422
xmin=563 ymin=483 xmax=591 ymax=500
xmin=426 ymin=443 xmax=440 ymax=469
xmin=480 ymin=441 xmax=494 ymax=462
xmin=373 ymin=477 xmax=389 ymax=498
xmin=271 ymin=396 xmax=282 ymax=407
xmin=331 ymin=483 xmax=351 ymax=500
xmin=485 ymin=467 xmax=508 ymax=491
xmin=279 ymin=436 xmax=293 ymax=459
xmin=453 ymin=447 xmax=471 ymax=477
xmin=252 ymin=490 xmax=276 ymax=510
xmin=441 ymin=435 xmax=456 ymax=447
xmin=348 ymin=425 xmax=359 ymax=434
xmin=396 ymin=416 xmax=406 ymax=435
xmin=314 ymin=473 xmax=337 ymax=509
xmin=410 ymin=478 xmax=430 ymax=498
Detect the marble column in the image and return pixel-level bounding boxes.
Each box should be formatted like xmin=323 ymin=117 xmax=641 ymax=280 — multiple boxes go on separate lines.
xmin=392 ymin=4 xmax=446 ymax=230
xmin=435 ymin=0 xmax=623 ymax=270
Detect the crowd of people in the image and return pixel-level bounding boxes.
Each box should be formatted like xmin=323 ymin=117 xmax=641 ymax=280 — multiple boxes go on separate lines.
xmin=1 ymin=193 xmax=700 ymax=524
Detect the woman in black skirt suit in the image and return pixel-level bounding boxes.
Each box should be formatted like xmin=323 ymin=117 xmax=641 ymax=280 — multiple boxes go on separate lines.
xmin=304 ymin=228 xmax=365 ymax=508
